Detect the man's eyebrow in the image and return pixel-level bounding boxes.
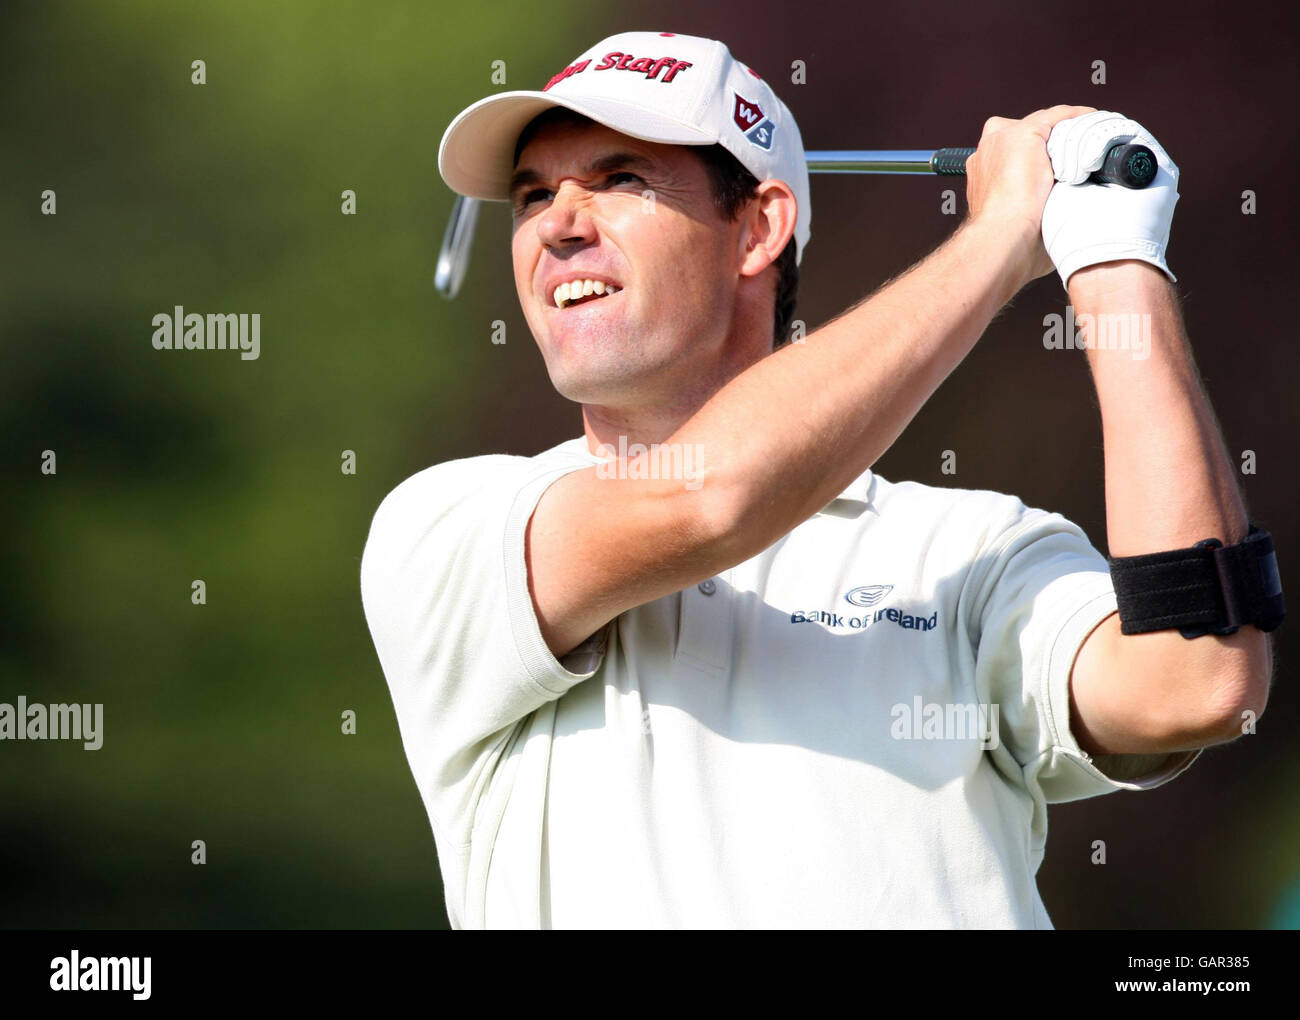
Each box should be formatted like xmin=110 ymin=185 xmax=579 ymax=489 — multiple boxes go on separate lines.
xmin=509 ymin=152 xmax=659 ymax=200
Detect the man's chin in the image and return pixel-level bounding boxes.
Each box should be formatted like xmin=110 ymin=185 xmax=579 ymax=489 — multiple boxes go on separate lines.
xmin=549 ymin=375 xmax=630 ymax=407
xmin=546 ymin=360 xmax=653 ymax=407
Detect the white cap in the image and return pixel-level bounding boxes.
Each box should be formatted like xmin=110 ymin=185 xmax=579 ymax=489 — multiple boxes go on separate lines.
xmin=437 ymin=30 xmax=811 ymax=264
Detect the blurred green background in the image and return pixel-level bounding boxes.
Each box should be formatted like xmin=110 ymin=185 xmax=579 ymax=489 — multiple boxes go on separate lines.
xmin=1 ymin=0 xmax=1295 ymax=928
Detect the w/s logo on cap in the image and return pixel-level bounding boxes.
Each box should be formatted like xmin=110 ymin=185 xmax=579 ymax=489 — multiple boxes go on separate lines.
xmin=732 ymin=92 xmax=777 ymax=151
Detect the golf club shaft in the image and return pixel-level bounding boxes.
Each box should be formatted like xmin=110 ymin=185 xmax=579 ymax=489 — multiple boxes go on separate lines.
xmin=806 ymin=150 xmax=961 ymax=174
xmin=435 ymin=144 xmax=1157 ymax=298
xmin=807 ymin=143 xmax=1156 ymax=187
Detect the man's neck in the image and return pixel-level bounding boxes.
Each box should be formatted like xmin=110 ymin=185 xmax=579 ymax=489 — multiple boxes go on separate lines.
xmin=579 ymin=335 xmax=772 ymax=456
xmin=581 ymin=402 xmax=692 ymax=455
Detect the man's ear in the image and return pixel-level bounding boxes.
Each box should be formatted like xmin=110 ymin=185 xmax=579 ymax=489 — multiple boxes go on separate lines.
xmin=738 ymin=180 xmax=798 ymax=279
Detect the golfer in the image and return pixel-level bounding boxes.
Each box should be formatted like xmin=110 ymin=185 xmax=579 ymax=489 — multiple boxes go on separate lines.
xmin=361 ymin=30 xmax=1275 ymax=928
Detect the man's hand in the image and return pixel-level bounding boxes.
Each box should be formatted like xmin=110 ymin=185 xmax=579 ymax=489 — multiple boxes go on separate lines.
xmin=1041 ymin=110 xmax=1180 ymax=288
xmin=964 ymin=104 xmax=1098 ymax=289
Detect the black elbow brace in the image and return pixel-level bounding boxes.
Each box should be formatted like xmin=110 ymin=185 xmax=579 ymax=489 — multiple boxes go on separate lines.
xmin=1106 ymin=523 xmax=1285 ymax=638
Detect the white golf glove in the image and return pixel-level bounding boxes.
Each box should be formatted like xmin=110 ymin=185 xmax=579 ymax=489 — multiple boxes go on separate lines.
xmin=1041 ymin=110 xmax=1180 ymax=289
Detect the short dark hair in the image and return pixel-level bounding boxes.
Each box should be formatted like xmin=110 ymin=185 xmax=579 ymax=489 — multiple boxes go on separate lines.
xmin=513 ymin=108 xmax=800 ymax=349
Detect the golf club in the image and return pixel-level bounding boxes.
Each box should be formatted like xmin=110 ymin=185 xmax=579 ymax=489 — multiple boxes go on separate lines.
xmin=434 ymin=142 xmax=1157 ymax=299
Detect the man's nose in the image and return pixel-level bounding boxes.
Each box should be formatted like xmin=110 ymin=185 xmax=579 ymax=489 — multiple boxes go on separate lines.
xmin=535 ymin=181 xmax=597 ymax=250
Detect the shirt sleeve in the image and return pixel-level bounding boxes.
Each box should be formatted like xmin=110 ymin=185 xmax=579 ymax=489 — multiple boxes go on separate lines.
xmin=360 ymin=453 xmax=613 ymax=849
xmin=967 ymin=498 xmax=1201 ymax=808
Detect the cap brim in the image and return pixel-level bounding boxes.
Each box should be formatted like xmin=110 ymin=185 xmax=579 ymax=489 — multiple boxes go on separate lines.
xmin=437 ymin=90 xmax=717 ymax=200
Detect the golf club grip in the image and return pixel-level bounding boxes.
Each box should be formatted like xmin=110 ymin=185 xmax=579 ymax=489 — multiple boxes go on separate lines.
xmin=930 ymin=143 xmax=1158 ymax=189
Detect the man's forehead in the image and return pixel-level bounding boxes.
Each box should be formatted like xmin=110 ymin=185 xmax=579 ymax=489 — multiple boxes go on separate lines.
xmin=510 ymin=128 xmax=676 ymax=195
xmin=517 ymin=117 xmax=652 ymax=160
xmin=512 ymin=120 xmax=665 ymax=167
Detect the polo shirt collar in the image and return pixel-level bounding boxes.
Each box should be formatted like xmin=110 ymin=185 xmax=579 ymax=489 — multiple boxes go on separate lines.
xmin=817 ymin=468 xmax=875 ymax=517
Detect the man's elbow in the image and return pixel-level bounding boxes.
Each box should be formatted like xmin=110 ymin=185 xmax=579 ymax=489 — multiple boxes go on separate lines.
xmin=1165 ymin=639 xmax=1274 ymax=747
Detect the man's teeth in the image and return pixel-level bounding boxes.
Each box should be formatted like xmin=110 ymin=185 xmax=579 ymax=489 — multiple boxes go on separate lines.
xmin=553 ymin=279 xmax=622 ymax=308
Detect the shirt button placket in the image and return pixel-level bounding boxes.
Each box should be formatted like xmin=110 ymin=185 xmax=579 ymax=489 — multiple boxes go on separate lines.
xmin=675 ymin=575 xmax=732 ymax=675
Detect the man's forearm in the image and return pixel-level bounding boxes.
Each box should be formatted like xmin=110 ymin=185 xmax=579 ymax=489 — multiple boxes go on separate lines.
xmin=1071 ymin=261 xmax=1248 ymax=551
xmin=1069 ymin=260 xmax=1272 ymax=714
xmin=666 ymin=219 xmax=1027 ymax=559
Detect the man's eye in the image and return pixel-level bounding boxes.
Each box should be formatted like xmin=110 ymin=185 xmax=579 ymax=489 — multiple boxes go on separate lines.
xmin=518 ymin=188 xmax=551 ymax=209
xmin=514 ymin=173 xmax=643 ymax=213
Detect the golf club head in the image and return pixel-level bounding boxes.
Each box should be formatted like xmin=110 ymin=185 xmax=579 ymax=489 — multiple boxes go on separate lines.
xmin=434 ymin=194 xmax=481 ymax=300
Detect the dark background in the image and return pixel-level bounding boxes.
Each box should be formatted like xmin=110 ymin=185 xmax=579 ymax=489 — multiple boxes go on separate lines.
xmin=2 ymin=0 xmax=1295 ymax=928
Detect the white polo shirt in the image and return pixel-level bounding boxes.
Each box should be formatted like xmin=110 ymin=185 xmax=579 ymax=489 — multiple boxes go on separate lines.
xmin=361 ymin=435 xmax=1201 ymax=929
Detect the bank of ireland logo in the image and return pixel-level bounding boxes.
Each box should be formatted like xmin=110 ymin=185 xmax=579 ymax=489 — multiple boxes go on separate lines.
xmin=845 ymin=584 xmax=893 ymax=608
xmin=791 ymin=582 xmax=934 ymax=632
xmin=733 ymin=92 xmax=776 ymax=150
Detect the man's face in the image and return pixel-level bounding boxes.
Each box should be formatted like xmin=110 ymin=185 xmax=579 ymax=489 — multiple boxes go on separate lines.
xmin=510 ymin=119 xmax=749 ymax=408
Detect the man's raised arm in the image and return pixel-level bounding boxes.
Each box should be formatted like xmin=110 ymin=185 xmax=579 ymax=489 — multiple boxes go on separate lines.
xmin=529 ymin=105 xmax=1097 ymax=657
